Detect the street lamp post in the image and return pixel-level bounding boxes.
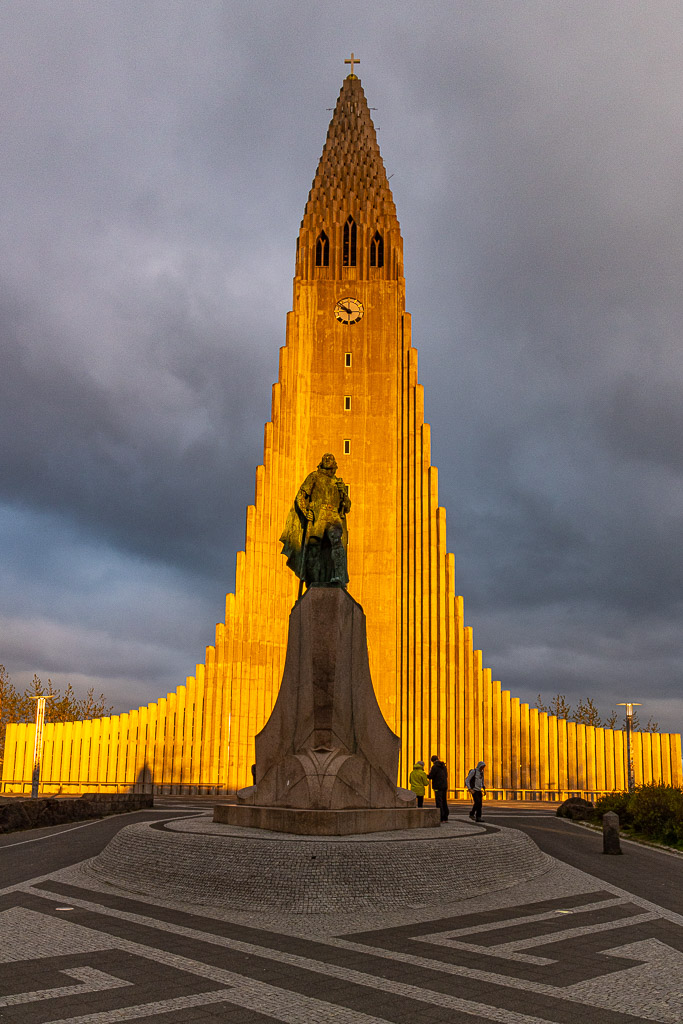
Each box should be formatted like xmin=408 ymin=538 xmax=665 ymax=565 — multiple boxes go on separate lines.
xmin=28 ymin=695 xmax=52 ymax=798
xmin=617 ymin=702 xmax=642 ymax=793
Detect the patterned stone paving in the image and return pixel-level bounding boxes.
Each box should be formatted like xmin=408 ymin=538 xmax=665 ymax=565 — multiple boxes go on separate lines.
xmin=1 ymin=817 xmax=682 ymax=1022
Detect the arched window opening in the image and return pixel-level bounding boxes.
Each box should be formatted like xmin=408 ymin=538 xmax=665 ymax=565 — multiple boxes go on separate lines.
xmin=343 ymin=217 xmax=357 ymax=267
xmin=315 ymin=230 xmax=329 ymax=267
xmin=370 ymin=231 xmax=384 ymax=268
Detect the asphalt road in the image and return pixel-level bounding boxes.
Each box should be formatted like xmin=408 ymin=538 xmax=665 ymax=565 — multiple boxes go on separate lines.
xmin=0 ymin=808 xmax=203 ymax=889
xmin=481 ymin=806 xmax=683 ymax=915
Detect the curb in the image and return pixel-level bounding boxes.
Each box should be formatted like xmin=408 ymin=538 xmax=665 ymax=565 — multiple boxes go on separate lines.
xmin=564 ymin=817 xmax=683 ymax=858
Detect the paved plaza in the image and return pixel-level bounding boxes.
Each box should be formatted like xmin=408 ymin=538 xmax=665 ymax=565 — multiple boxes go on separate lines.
xmin=1 ymin=807 xmax=682 ymax=1023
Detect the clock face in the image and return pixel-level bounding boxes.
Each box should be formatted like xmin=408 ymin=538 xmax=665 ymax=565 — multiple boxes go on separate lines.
xmin=334 ymin=297 xmax=364 ymax=325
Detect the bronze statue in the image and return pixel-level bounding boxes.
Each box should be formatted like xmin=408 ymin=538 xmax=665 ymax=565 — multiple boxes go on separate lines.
xmin=280 ymin=453 xmax=351 ymax=587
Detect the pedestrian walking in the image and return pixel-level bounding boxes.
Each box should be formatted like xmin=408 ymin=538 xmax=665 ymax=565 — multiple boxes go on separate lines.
xmin=408 ymin=760 xmax=429 ymax=807
xmin=465 ymin=761 xmax=486 ymax=821
xmin=428 ymin=754 xmax=449 ymax=822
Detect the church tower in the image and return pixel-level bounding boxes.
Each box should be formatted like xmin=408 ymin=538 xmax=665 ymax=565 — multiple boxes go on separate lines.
xmin=3 ymin=66 xmax=680 ymax=797
xmin=218 ymin=65 xmax=431 ymax=789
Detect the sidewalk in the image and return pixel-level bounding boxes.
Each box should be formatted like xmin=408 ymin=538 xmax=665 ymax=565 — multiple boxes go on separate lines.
xmin=1 ymin=809 xmax=682 ymax=1023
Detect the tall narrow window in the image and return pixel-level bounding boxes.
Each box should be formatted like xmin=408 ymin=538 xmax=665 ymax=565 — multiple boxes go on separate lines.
xmin=315 ymin=230 xmax=329 ymax=267
xmin=342 ymin=216 xmax=356 ymax=267
xmin=370 ymin=231 xmax=384 ymax=268
xmin=344 ymin=396 xmax=351 ymax=410
xmin=343 ymin=439 xmax=350 ymax=455
xmin=345 ymin=352 xmax=352 ymax=367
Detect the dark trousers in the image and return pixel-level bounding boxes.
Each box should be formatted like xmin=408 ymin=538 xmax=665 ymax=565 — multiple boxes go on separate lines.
xmin=469 ymin=789 xmax=483 ymax=821
xmin=435 ymin=788 xmax=449 ymax=821
xmin=416 ymin=794 xmax=424 ymax=807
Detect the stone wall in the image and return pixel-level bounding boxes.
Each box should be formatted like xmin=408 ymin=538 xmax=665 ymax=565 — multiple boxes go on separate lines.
xmin=0 ymin=793 xmax=153 ymax=833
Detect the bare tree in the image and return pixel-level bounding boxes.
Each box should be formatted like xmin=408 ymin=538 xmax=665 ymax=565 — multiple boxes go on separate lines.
xmin=533 ymin=692 xmax=660 ymax=732
xmin=0 ymin=667 xmax=113 ymax=763
xmin=573 ymin=697 xmax=602 ymax=726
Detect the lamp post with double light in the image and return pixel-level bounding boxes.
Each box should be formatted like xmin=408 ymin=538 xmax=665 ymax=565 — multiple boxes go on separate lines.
xmin=28 ymin=694 xmax=52 ymax=798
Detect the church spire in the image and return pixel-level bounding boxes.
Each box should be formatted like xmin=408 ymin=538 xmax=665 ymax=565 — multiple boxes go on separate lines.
xmin=297 ymin=74 xmax=401 ymax=280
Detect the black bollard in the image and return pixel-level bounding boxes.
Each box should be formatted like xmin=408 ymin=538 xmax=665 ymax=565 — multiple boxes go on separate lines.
xmin=602 ymin=811 xmax=622 ymax=855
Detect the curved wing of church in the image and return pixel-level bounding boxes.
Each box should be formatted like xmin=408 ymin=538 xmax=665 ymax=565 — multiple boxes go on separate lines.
xmin=3 ymin=72 xmax=681 ymax=797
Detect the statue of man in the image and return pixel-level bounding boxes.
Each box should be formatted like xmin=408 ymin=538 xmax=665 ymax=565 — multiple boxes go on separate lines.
xmin=280 ymin=453 xmax=351 ymax=587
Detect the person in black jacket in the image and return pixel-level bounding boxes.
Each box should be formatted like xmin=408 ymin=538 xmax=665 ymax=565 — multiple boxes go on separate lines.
xmin=428 ymin=755 xmax=449 ymax=822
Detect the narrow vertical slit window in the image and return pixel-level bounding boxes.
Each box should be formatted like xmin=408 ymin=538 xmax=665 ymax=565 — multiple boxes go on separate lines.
xmin=342 ymin=216 xmax=357 ymax=267
xmin=343 ymin=439 xmax=350 ymax=455
xmin=315 ymin=230 xmax=329 ymax=267
xmin=344 ymin=396 xmax=351 ymax=411
xmin=345 ymin=352 xmax=352 ymax=367
xmin=370 ymin=231 xmax=384 ymax=268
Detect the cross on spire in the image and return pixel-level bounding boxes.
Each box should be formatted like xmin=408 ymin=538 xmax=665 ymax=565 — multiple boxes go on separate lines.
xmin=344 ymin=52 xmax=360 ymax=77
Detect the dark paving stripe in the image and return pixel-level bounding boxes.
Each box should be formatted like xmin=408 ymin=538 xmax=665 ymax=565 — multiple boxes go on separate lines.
xmin=468 ymin=902 xmax=649 ymax=947
xmin=0 ymin=948 xmax=227 ymax=1024
xmin=348 ymin=890 xmax=617 ymax=941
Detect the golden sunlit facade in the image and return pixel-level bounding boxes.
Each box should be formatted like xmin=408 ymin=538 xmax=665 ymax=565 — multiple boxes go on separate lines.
xmin=3 ymin=74 xmax=681 ymax=797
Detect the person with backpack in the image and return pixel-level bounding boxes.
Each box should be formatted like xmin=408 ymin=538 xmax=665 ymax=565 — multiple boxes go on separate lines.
xmin=408 ymin=760 xmax=430 ymax=807
xmin=428 ymin=754 xmax=449 ymax=822
xmin=465 ymin=761 xmax=486 ymax=821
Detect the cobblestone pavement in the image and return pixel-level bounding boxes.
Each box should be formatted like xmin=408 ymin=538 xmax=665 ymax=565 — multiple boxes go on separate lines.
xmin=1 ymin=811 xmax=682 ymax=1023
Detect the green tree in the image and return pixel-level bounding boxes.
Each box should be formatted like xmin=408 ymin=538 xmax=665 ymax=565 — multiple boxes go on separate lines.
xmin=0 ymin=666 xmax=113 ymax=763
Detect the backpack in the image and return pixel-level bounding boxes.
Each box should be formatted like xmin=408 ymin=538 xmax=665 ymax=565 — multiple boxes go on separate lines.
xmin=465 ymin=768 xmax=475 ymax=791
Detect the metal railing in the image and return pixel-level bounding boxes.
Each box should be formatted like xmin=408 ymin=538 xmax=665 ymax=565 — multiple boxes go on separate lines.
xmin=452 ymin=788 xmax=621 ymax=802
xmin=0 ymin=779 xmax=240 ymax=797
xmin=2 ymin=778 xmax=623 ymax=802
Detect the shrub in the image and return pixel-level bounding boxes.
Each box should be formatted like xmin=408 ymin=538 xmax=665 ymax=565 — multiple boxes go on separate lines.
xmin=593 ymin=792 xmax=632 ymax=826
xmin=628 ymin=783 xmax=683 ymax=846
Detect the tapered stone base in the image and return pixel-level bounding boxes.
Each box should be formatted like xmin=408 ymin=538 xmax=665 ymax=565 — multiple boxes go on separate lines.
xmin=214 ymin=803 xmax=440 ymax=835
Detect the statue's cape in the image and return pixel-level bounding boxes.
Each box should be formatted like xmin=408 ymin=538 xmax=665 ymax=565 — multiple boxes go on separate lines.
xmin=279 ymin=504 xmax=307 ymax=579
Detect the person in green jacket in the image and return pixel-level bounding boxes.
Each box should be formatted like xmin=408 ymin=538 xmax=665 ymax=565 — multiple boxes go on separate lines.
xmin=409 ymin=760 xmax=430 ymax=807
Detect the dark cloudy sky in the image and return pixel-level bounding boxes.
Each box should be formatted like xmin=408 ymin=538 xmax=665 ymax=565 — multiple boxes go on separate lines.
xmin=1 ymin=1 xmax=681 ymax=735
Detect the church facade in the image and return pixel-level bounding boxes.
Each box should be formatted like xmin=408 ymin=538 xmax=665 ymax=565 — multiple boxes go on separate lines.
xmin=3 ymin=71 xmax=681 ymax=797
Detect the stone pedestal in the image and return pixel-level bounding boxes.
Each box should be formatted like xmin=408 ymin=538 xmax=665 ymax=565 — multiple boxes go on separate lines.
xmin=214 ymin=804 xmax=439 ymax=835
xmin=215 ymin=586 xmax=440 ymax=834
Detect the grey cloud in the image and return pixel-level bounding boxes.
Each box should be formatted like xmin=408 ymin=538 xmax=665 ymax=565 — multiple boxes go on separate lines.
xmin=596 ymin=373 xmax=683 ymax=474
xmin=1 ymin=1 xmax=681 ymax=733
